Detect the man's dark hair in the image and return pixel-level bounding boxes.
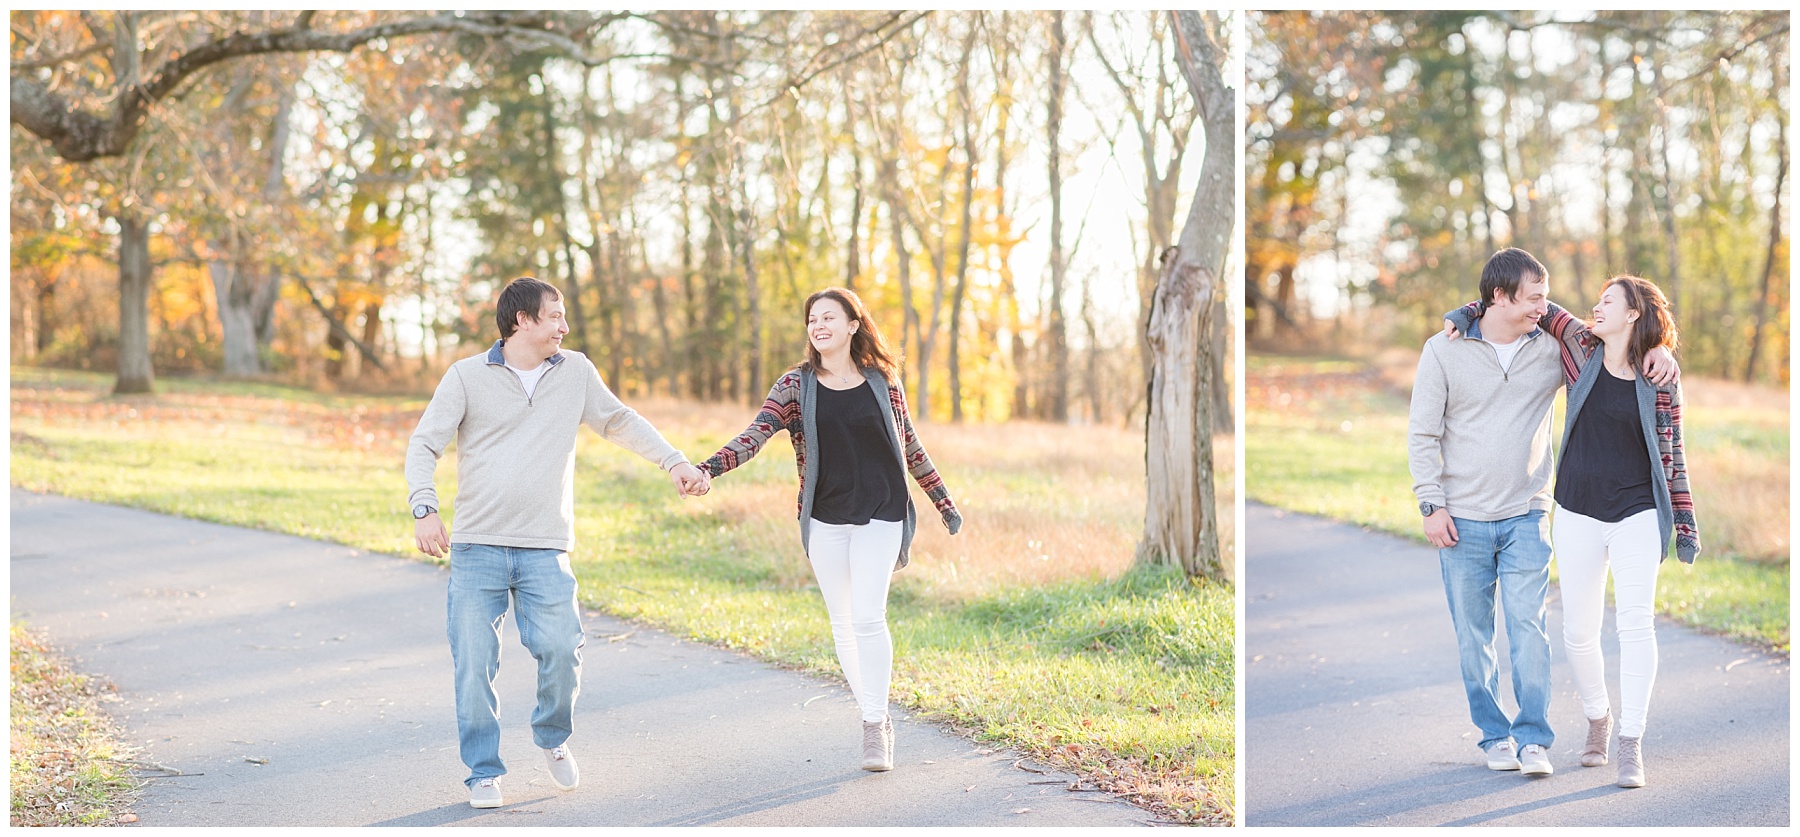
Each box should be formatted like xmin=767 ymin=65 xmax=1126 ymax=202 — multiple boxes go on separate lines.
xmin=496 ymin=277 xmax=562 ymax=339
xmin=1479 ymin=248 xmax=1548 ymax=311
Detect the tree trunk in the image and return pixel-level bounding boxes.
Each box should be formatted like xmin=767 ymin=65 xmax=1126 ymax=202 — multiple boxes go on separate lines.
xmin=242 ymin=79 xmax=295 ymax=370
xmin=844 ymin=80 xmax=864 ymax=291
xmin=729 ymin=33 xmax=761 ymax=404
xmin=210 ymin=258 xmax=263 ymax=376
xmin=1140 ymin=10 xmax=1229 ymax=580
xmin=1210 ymin=288 xmax=1231 ymax=427
xmin=1043 ymin=10 xmax=1070 ymax=422
xmin=360 ymin=299 xmax=384 ymax=378
xmin=947 ymin=21 xmax=979 ymax=423
xmin=679 ymin=93 xmax=704 ymax=399
xmin=114 ymin=209 xmax=155 ymax=394
xmin=1647 ymin=51 xmax=1682 ymax=314
xmin=915 ymin=185 xmax=949 ymax=422
xmin=884 ymin=164 xmax=919 ymax=367
xmin=1744 ymin=47 xmax=1786 ymax=383
xmin=992 ymin=13 xmax=1028 ymax=420
xmin=1082 ymin=269 xmax=1102 ymax=423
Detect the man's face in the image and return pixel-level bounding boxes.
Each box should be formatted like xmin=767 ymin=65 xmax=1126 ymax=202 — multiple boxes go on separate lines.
xmin=1488 ymin=273 xmax=1548 ymax=332
xmin=512 ymin=293 xmax=568 ymax=358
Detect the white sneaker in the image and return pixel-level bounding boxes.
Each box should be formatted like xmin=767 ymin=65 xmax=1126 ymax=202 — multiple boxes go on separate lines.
xmin=1519 ymin=744 xmax=1554 ymax=776
xmin=469 ymin=777 xmax=503 ymax=808
xmin=543 ymin=744 xmax=579 ymax=790
xmin=1484 ymin=740 xmax=1521 ymax=771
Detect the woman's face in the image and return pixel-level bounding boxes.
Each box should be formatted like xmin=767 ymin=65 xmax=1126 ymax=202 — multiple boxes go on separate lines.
xmin=1591 ymin=283 xmax=1637 ymax=343
xmin=807 ymin=297 xmax=858 ymax=357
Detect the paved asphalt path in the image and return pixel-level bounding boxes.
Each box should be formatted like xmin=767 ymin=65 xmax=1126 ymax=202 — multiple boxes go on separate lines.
xmin=1243 ymin=502 xmax=1790 ymax=827
xmin=9 ymin=489 xmax=1152 ymax=827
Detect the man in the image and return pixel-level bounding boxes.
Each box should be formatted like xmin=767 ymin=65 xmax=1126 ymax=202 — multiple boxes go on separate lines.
xmin=1408 ymin=248 xmax=1672 ymax=778
xmin=406 ymin=277 xmax=709 ymax=808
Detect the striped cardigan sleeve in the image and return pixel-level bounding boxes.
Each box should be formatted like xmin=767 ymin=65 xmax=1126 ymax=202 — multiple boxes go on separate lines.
xmin=1444 ymin=299 xmax=1593 ymax=384
xmin=886 ymin=379 xmax=962 ymax=534
xmin=1538 ymin=302 xmax=1594 ymax=385
xmin=1658 ymin=381 xmax=1701 ymax=562
xmin=700 ymin=371 xmax=804 ymax=479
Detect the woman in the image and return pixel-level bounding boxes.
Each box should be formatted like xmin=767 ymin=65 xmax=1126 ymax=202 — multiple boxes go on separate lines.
xmin=696 ymin=287 xmax=961 ymax=772
xmin=1448 ymin=275 xmax=1700 ymax=789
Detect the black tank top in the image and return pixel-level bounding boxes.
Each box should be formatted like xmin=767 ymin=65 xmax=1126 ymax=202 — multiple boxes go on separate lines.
xmin=811 ymin=381 xmax=907 ymax=525
xmin=1555 ymin=366 xmax=1657 ymax=522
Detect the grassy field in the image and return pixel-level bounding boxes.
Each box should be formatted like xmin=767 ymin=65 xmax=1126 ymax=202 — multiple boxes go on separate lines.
xmin=1245 ymin=353 xmax=1790 ymax=653
xmin=9 ymin=621 xmax=142 ymax=826
xmin=9 ymin=366 xmax=1236 ymax=824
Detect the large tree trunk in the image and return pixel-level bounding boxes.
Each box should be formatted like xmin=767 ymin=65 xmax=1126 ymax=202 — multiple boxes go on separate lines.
xmin=114 ymin=209 xmax=155 ymax=394
xmin=210 ymin=259 xmax=264 ymax=376
xmin=1139 ymin=10 xmax=1230 ymax=580
xmin=209 ymin=76 xmax=291 ymax=379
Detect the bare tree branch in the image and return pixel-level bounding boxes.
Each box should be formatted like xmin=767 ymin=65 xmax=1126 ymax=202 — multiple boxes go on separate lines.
xmin=742 ymin=11 xmax=929 ymax=120
xmin=11 ymin=40 xmax=108 ymax=71
xmin=12 ymin=11 xmax=627 ymax=163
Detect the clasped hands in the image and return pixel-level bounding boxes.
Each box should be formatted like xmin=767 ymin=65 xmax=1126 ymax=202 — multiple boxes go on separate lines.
xmin=669 ymin=461 xmax=712 ymax=498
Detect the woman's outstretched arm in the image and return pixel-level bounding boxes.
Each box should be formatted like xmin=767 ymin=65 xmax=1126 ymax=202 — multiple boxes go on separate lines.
xmin=698 ymin=371 xmax=804 ymax=479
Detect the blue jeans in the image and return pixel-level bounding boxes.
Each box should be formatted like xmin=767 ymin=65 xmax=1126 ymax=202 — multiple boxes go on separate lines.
xmin=1438 ymin=511 xmax=1554 ymax=750
xmin=447 ymin=543 xmax=585 ymax=787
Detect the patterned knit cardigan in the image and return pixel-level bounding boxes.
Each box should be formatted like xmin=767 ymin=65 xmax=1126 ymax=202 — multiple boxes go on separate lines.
xmin=1448 ymin=301 xmax=1701 ymax=562
xmin=697 ymin=366 xmax=961 ymax=569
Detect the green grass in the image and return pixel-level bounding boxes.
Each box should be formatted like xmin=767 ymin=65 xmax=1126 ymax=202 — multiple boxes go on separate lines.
xmin=9 ymin=621 xmax=142 ymax=826
xmin=10 ymin=366 xmax=1232 ymax=824
xmin=1246 ymin=355 xmax=1789 ymax=653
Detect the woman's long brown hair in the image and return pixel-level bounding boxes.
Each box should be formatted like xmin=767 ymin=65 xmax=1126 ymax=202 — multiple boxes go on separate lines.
xmin=798 ymin=287 xmax=900 ymax=381
xmin=1605 ymin=275 xmax=1680 ymax=374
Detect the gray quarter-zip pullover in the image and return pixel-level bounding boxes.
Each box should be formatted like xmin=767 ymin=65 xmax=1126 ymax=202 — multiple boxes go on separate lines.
xmin=406 ymin=340 xmax=688 ymax=550
xmin=1408 ymin=319 xmax=1566 ymax=521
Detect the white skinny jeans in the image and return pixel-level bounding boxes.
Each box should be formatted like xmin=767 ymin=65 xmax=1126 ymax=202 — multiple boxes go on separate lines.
xmin=806 ymin=518 xmax=903 ymax=723
xmin=1554 ymin=505 xmax=1662 ymax=738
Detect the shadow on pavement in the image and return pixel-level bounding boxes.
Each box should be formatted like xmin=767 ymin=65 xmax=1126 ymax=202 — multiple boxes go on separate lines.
xmin=370 ymin=795 xmax=559 ymax=826
xmin=647 ymin=772 xmax=864 ymax=826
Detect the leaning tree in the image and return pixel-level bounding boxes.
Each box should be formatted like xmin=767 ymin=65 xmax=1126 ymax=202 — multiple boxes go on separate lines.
xmin=1137 ymin=10 xmax=1234 ymax=580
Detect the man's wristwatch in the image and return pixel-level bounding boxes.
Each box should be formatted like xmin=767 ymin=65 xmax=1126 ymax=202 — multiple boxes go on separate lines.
xmin=412 ymin=504 xmax=437 ymax=520
xmin=1419 ymin=501 xmax=1440 ymax=517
